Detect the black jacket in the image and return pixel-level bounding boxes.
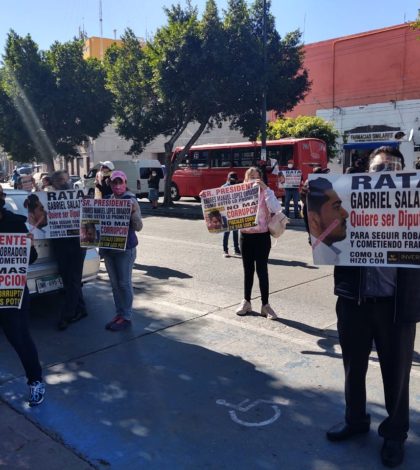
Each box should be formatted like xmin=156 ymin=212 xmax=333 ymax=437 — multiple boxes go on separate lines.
xmin=334 ymin=266 xmax=420 ymax=323
xmin=0 ymin=208 xmax=38 ymax=264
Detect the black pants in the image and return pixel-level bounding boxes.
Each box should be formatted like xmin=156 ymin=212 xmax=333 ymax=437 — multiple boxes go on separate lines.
xmin=336 ymin=297 xmax=416 ymax=441
xmin=51 ymin=238 xmax=86 ymax=321
xmin=240 ymin=232 xmax=271 ymax=305
xmin=0 ymin=289 xmax=42 ymax=384
xmin=223 ymin=230 xmax=239 ymax=252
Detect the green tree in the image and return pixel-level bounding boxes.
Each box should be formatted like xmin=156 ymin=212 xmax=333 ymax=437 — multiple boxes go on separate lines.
xmin=267 ymin=115 xmax=340 ymax=158
xmin=105 ymin=0 xmax=309 ymax=205
xmin=0 ymin=31 xmax=113 ymax=170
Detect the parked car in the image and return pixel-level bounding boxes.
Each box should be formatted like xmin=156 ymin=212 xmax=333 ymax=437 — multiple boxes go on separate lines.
xmin=2 ymin=189 xmax=99 ymax=296
xmin=69 ymin=175 xmax=80 ymax=186
xmin=78 ymin=160 xmax=165 ymax=198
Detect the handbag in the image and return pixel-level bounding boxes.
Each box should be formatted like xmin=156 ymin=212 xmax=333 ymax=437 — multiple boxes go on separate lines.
xmin=268 ymin=211 xmax=289 ymax=238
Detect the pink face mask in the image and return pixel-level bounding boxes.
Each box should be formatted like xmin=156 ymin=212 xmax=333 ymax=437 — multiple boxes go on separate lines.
xmin=112 ymin=181 xmax=127 ymax=196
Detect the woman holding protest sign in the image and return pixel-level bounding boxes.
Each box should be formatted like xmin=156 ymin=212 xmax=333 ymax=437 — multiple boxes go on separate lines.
xmin=102 ymin=171 xmax=143 ymax=331
xmin=235 ymin=167 xmax=282 ymax=320
xmin=0 ymin=185 xmax=45 ymax=406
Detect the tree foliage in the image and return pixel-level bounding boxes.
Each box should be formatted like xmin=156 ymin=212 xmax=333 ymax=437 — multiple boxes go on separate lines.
xmin=267 ymin=115 xmax=340 ymax=158
xmin=0 ymin=31 xmax=113 ymax=169
xmin=105 ymin=0 xmax=309 ymax=205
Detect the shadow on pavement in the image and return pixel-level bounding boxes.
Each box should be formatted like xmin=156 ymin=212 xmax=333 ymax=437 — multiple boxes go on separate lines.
xmin=268 ymin=258 xmax=319 ymax=269
xmin=1 ymin=303 xmax=420 ymax=469
xmin=132 ymin=263 xmax=193 ymax=280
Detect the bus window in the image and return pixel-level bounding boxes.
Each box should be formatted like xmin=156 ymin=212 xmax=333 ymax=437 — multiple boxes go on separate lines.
xmin=177 ymin=150 xmax=209 ymax=167
xmin=210 ymin=149 xmax=232 ymax=168
xmin=266 ymin=145 xmax=294 ymax=166
xmin=232 ymin=148 xmax=255 ymax=167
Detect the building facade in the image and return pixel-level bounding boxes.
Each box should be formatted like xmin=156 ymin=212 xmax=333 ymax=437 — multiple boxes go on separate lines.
xmin=287 ymin=23 xmax=420 ymax=168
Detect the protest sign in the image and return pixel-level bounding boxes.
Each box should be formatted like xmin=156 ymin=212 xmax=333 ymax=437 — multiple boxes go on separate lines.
xmin=279 ymin=169 xmax=302 ymax=189
xmin=200 ymin=183 xmax=259 ymax=233
xmin=307 ymin=171 xmax=420 ymax=267
xmin=0 ymin=234 xmax=30 ymax=309
xmin=25 ymin=190 xmax=84 ymax=239
xmin=80 ymin=198 xmax=132 ymax=250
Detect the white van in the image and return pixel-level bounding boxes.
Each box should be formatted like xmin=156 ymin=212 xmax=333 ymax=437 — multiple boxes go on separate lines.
xmin=77 ymin=160 xmax=165 ymax=198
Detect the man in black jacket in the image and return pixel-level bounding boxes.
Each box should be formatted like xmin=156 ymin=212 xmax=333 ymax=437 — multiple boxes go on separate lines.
xmin=0 ymin=186 xmax=45 ymax=406
xmin=50 ymin=171 xmax=87 ymax=330
xmin=326 ymin=147 xmax=420 ymax=468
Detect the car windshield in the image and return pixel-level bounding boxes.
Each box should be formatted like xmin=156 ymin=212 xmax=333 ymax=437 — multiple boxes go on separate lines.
xmin=3 ymin=191 xmax=27 ymax=216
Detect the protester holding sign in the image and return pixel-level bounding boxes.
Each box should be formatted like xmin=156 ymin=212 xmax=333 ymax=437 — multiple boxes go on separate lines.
xmin=50 ymin=171 xmax=88 ymax=331
xmin=235 ymin=167 xmax=281 ymax=320
xmin=103 ymin=171 xmax=143 ymax=332
xmin=0 ymin=185 xmax=45 ymax=407
xmin=326 ymin=146 xmax=420 ymax=468
xmin=279 ymin=160 xmax=302 ymax=219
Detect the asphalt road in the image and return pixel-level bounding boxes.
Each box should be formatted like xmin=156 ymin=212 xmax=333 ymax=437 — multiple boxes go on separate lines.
xmin=1 ymin=214 xmax=420 ymax=469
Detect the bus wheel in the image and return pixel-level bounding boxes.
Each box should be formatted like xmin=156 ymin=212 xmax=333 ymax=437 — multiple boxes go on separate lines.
xmin=170 ymin=183 xmax=180 ymax=201
xmin=194 ymin=196 xmax=201 ymax=202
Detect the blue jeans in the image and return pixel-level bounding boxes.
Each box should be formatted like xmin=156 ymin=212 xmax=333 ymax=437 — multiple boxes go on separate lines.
xmin=284 ymin=188 xmax=300 ymax=217
xmin=103 ymin=248 xmax=137 ymax=320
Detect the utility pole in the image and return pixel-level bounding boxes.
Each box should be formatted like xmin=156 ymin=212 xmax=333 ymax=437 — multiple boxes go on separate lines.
xmin=260 ymin=0 xmax=268 ymax=163
xmin=99 ymin=0 xmax=104 ymax=59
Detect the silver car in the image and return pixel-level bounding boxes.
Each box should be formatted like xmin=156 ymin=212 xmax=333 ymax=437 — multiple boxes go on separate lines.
xmin=3 ymin=189 xmax=99 ymax=295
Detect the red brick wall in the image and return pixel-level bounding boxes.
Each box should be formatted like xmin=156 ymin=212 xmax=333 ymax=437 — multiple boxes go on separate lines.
xmin=285 ymin=24 xmax=420 ymax=118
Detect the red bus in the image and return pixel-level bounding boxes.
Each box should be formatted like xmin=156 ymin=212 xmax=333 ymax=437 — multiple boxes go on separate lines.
xmin=170 ymin=138 xmax=328 ymax=200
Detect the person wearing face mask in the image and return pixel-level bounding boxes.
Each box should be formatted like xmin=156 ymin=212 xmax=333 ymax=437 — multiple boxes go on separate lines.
xmin=235 ymin=167 xmax=282 ymax=320
xmin=147 ymin=168 xmax=161 ymax=209
xmin=103 ymin=171 xmax=143 ymax=331
xmin=50 ymin=171 xmax=88 ymax=330
xmin=279 ymin=160 xmax=302 ymax=218
xmin=326 ymin=146 xmax=420 ymax=468
xmin=222 ymin=172 xmax=241 ymax=257
xmin=95 ymin=161 xmax=115 ymax=199
xmin=0 ymin=185 xmax=45 ymax=406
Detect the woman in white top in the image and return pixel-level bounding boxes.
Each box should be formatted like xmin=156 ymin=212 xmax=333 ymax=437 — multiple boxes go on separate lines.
xmin=235 ymin=167 xmax=282 ymax=319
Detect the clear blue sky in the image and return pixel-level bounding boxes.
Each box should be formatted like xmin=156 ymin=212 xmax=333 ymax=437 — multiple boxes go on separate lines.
xmin=1 ymin=0 xmax=419 ymax=54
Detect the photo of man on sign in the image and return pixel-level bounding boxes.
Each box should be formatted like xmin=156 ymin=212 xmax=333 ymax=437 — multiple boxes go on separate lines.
xmin=307 ymin=177 xmax=349 ymax=264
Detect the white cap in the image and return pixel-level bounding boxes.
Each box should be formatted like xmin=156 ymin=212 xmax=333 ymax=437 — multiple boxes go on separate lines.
xmin=100 ymin=161 xmax=115 ymax=171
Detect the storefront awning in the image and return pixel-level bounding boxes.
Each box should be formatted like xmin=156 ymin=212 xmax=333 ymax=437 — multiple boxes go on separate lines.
xmin=343 ymin=141 xmax=399 ymax=150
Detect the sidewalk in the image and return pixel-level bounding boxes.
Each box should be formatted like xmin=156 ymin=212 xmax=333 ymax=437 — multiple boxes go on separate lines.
xmin=1 ymin=279 xmax=420 ymax=469
xmin=0 ymin=401 xmax=91 ymax=469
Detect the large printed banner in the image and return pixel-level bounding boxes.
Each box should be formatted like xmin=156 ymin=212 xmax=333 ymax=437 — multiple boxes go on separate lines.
xmin=80 ymin=198 xmax=131 ymax=250
xmin=200 ymin=183 xmax=259 ymax=233
xmin=307 ymin=171 xmax=420 ymax=267
xmin=26 ymin=190 xmax=84 ymax=239
xmin=0 ymin=234 xmax=31 ymax=309
xmin=279 ymin=169 xmax=302 ymax=189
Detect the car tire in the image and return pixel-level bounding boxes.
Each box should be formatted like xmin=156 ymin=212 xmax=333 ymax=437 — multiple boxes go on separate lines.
xmin=171 ymin=183 xmax=181 ymax=201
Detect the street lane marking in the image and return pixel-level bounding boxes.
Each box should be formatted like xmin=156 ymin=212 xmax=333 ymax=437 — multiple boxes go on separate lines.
xmin=216 ymin=398 xmax=286 ymax=427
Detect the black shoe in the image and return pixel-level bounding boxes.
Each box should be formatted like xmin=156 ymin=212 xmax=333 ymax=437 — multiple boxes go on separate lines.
xmin=69 ymin=310 xmax=88 ymax=323
xmin=57 ymin=319 xmax=69 ymax=331
xmin=381 ymin=439 xmax=404 ymax=468
xmin=326 ymin=422 xmax=370 ymax=441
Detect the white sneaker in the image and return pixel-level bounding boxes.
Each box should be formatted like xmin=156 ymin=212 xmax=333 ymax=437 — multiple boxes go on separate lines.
xmin=235 ymin=299 xmax=252 ymax=316
xmin=223 ymin=251 xmax=230 ymax=258
xmin=261 ymin=304 xmax=278 ymax=320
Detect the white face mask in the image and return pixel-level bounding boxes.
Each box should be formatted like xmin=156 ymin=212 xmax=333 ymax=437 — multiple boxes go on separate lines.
xmin=151 ymin=171 xmax=157 ymax=176
xmin=288 ymin=164 xmax=293 ymax=169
